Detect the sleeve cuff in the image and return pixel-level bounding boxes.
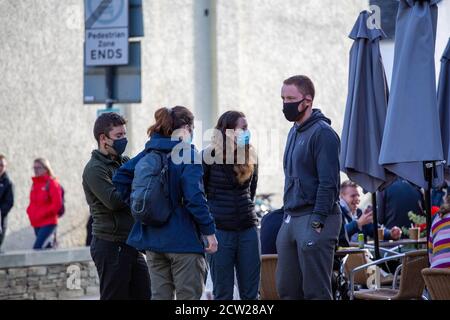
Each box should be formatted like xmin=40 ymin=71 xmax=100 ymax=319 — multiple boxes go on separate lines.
xmin=311 ymin=213 xmax=327 ymax=225
xmin=200 ymin=222 xmax=216 ymax=236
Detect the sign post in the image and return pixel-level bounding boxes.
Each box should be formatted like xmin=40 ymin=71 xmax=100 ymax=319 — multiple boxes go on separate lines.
xmin=84 ymin=0 xmax=142 ymax=115
xmin=85 ymin=0 xmax=129 ymax=67
xmin=85 ymin=0 xmax=129 ymax=111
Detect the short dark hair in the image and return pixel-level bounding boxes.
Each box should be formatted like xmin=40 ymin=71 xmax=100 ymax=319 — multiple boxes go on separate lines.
xmin=93 ymin=112 xmax=127 ymax=143
xmin=283 ymin=75 xmax=315 ymax=100
xmin=340 ymin=180 xmax=358 ymax=193
xmin=0 ymin=154 xmax=6 ymax=161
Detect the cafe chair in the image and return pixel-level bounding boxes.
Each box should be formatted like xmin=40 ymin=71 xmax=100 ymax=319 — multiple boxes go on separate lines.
xmin=348 ymin=250 xmax=428 ymax=300
xmin=421 ymin=268 xmax=450 ymax=300
xmin=344 ymin=251 xmax=371 ymax=286
xmin=343 ymin=248 xmax=395 ymax=288
xmin=260 ymin=254 xmax=279 ymax=300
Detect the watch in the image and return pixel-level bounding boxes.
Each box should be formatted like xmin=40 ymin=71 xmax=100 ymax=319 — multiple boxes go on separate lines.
xmin=311 ymin=221 xmax=324 ymax=229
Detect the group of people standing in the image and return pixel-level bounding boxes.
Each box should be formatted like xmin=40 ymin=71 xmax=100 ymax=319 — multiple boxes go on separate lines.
xmin=82 ymin=106 xmax=260 ymax=300
xmin=81 ymin=74 xmax=343 ymax=300
xmin=1 ymin=74 xmax=446 ymax=301
xmin=0 ymin=155 xmax=64 ymax=251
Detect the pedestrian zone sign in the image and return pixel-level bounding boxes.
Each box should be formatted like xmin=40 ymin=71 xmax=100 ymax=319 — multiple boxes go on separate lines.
xmin=85 ymin=0 xmax=129 ymax=66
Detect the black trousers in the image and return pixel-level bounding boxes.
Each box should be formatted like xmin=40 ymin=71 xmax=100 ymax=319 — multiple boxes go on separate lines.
xmin=90 ymin=236 xmax=151 ymax=300
xmin=85 ymin=215 xmax=93 ymax=246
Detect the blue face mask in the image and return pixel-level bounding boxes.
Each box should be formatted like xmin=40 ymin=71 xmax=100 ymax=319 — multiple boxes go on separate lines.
xmin=108 ymin=137 xmax=128 ymax=155
xmin=184 ymin=134 xmax=193 ymax=144
xmin=184 ymin=128 xmax=194 ymax=144
xmin=236 ymin=130 xmax=251 ymax=147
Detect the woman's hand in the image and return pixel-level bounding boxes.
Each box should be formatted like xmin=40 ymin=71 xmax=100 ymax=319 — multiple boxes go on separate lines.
xmin=204 ymin=234 xmax=218 ymax=254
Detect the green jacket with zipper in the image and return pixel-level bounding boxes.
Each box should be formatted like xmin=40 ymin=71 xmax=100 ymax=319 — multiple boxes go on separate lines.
xmin=82 ymin=150 xmax=133 ymax=242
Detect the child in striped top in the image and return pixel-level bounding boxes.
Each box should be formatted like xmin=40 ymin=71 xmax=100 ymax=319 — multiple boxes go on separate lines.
xmin=429 ymin=195 xmax=450 ymax=268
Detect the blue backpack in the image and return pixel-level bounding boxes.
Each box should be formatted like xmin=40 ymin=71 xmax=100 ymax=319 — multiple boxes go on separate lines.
xmin=130 ymin=150 xmax=173 ymax=226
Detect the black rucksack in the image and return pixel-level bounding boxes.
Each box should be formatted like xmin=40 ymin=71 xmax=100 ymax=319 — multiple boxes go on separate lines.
xmin=58 ymin=187 xmax=65 ymax=217
xmin=45 ymin=180 xmax=65 ymax=217
xmin=130 ymin=150 xmax=173 ymax=226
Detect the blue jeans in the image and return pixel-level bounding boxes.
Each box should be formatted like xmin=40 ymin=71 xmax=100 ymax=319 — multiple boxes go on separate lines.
xmin=0 ymin=215 xmax=7 ymax=249
xmin=207 ymin=226 xmax=261 ymax=300
xmin=33 ymin=224 xmax=57 ymax=249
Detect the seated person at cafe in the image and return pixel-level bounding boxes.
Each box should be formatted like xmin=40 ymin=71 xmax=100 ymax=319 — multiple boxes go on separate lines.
xmin=339 ymin=180 xmax=402 ymax=243
xmin=260 ymin=207 xmax=284 ymax=254
xmin=432 ymin=182 xmax=448 ymax=207
xmin=429 ymin=195 xmax=450 ymax=268
xmin=338 ymin=182 xmax=398 ymax=288
xmin=377 ymin=177 xmax=425 ymax=233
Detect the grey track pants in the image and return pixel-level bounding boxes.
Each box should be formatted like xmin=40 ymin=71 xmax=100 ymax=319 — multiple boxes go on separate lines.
xmin=276 ymin=213 xmax=341 ymax=300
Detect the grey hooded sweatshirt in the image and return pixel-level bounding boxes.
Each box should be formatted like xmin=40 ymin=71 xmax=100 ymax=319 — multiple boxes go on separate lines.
xmin=283 ymin=109 xmax=341 ymax=225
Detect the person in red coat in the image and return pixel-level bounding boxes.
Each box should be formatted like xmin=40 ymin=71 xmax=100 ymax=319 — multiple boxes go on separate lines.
xmin=26 ymin=158 xmax=62 ymax=249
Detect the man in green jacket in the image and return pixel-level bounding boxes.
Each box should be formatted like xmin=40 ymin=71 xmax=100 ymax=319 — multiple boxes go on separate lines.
xmin=82 ymin=112 xmax=151 ymax=300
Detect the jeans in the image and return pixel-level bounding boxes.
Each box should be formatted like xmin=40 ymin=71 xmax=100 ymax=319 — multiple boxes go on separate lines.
xmin=0 ymin=215 xmax=7 ymax=249
xmin=207 ymin=226 xmax=261 ymax=300
xmin=33 ymin=224 xmax=57 ymax=249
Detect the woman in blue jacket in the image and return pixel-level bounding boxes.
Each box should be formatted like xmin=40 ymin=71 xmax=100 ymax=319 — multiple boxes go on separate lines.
xmin=113 ymin=106 xmax=218 ymax=300
xmin=202 ymin=111 xmax=260 ymax=300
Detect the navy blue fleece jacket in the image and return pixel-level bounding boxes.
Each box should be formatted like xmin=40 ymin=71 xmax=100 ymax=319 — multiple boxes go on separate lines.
xmin=283 ymin=109 xmax=341 ymax=225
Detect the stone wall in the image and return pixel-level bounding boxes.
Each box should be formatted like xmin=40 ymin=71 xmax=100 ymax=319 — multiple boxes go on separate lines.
xmin=0 ymin=248 xmax=99 ymax=300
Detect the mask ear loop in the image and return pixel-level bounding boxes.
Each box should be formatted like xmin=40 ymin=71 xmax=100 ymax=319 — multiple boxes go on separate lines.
xmin=103 ymin=133 xmax=114 ymax=150
xmin=305 ymin=96 xmax=314 ymax=109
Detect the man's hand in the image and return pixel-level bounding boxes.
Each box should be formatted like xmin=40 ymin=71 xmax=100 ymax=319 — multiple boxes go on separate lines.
xmin=390 ymin=226 xmax=402 ymax=240
xmin=204 ymin=234 xmax=218 ymax=254
xmin=311 ymin=221 xmax=324 ymax=234
xmin=357 ymin=209 xmax=373 ymax=230
xmin=363 ymin=205 xmax=373 ymax=215
xmin=313 ymin=226 xmax=322 ymax=234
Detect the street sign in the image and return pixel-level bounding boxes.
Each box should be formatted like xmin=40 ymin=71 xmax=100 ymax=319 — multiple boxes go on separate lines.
xmin=85 ymin=0 xmax=129 ymax=66
xmin=96 ymin=107 xmax=122 ymax=117
xmin=84 ymin=42 xmax=141 ymax=104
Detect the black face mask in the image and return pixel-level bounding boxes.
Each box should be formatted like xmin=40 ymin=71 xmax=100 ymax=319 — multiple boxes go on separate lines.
xmin=283 ymin=98 xmax=308 ymax=122
xmin=106 ymin=137 xmax=128 ymax=155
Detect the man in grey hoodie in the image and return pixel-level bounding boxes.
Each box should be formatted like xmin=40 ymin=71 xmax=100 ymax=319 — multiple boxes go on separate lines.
xmin=276 ymin=75 xmax=342 ymax=300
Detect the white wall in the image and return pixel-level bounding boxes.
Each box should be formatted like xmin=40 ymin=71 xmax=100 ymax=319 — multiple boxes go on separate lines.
xmin=214 ymin=0 xmax=368 ymax=207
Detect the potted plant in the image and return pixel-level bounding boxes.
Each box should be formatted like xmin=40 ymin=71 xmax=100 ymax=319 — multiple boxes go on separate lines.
xmin=401 ymin=210 xmax=434 ymax=239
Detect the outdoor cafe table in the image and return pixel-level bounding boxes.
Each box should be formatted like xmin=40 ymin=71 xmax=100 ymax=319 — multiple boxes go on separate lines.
xmin=350 ymin=238 xmax=428 ymax=252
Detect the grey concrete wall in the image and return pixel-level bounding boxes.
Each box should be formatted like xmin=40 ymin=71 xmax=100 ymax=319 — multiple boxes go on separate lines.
xmin=214 ymin=0 xmax=368 ymax=206
xmin=0 ymin=0 xmax=96 ymax=250
xmin=0 ymin=0 xmax=370 ymax=250
xmin=0 ymin=248 xmax=98 ymax=300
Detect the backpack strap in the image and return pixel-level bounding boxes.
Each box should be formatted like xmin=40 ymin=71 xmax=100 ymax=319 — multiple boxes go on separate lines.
xmin=151 ymin=150 xmax=185 ymax=208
